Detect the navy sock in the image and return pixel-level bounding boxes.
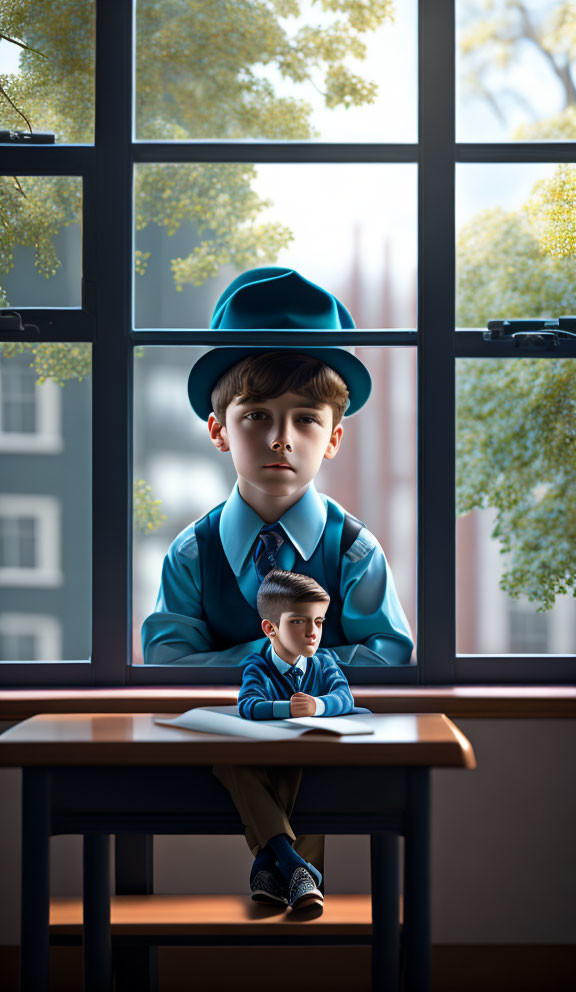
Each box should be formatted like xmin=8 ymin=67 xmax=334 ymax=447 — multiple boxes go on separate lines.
xmin=250 ymin=844 xmax=276 ymax=881
xmin=267 ymin=833 xmax=322 ymax=887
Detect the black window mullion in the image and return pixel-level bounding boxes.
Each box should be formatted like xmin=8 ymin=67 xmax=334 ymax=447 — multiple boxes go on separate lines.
xmin=417 ymin=0 xmax=456 ymax=684
xmin=132 ymin=142 xmax=419 ymax=165
xmin=91 ymin=0 xmax=133 ymax=684
xmin=457 ymin=143 xmax=576 ymax=164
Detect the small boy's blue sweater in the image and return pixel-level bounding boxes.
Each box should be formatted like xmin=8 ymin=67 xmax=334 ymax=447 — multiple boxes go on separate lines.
xmin=238 ymin=648 xmax=355 ymax=721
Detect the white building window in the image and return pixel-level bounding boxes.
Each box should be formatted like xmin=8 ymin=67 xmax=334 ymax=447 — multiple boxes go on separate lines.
xmin=0 ymin=495 xmax=62 ymax=586
xmin=0 ymin=613 xmax=62 ymax=661
xmin=0 ymin=357 xmax=62 ymax=453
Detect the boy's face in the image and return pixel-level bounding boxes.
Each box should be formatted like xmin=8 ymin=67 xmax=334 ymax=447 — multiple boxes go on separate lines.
xmin=208 ymin=392 xmax=343 ymax=509
xmin=261 ymin=599 xmax=329 ymax=662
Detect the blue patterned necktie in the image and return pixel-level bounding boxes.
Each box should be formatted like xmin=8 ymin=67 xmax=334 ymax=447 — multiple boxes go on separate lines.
xmin=254 ymin=524 xmax=285 ymax=582
xmin=286 ymin=665 xmax=302 ymax=691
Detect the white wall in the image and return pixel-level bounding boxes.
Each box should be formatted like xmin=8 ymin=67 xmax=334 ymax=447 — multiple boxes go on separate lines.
xmin=1 ymin=718 xmax=575 ymax=946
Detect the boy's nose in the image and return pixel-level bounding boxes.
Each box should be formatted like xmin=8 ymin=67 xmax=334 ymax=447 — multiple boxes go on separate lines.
xmin=270 ymin=439 xmax=292 ymax=453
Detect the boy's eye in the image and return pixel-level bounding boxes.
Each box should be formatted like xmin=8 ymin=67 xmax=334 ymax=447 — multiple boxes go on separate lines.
xmin=298 ymin=415 xmax=318 ymax=424
xmin=244 ymin=410 xmax=268 ymax=421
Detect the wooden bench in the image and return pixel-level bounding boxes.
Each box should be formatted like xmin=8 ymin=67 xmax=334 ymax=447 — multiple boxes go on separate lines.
xmin=49 ymin=894 xmax=393 ymax=991
xmin=49 ymin=893 xmax=394 ymax=938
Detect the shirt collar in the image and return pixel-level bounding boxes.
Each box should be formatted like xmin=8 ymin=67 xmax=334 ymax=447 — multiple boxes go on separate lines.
xmin=219 ymin=482 xmax=327 ymax=575
xmin=269 ymin=643 xmax=307 ymax=675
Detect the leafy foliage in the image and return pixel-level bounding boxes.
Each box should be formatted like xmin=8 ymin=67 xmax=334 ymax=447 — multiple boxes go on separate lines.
xmin=0 ymin=340 xmax=91 ymax=384
xmin=459 ymin=1 xmax=576 ymax=132
xmin=0 ymin=0 xmax=392 ymax=299
xmin=527 ymin=165 xmax=576 ymax=260
xmin=457 ymin=200 xmax=576 ymax=329
xmin=133 ymin=479 xmax=168 ymax=534
xmin=455 ymin=1 xmax=576 ymax=610
xmin=0 ymin=176 xmax=82 ymax=308
xmin=0 ymin=0 xmax=390 ymax=532
xmin=457 ymin=358 xmax=576 ymax=610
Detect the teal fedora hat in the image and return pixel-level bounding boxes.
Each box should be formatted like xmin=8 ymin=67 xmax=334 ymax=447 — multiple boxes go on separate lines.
xmin=188 ymin=267 xmax=372 ymax=419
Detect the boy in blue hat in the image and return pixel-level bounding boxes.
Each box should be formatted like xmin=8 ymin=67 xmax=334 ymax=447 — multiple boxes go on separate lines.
xmin=142 ymin=266 xmax=414 ymax=884
xmin=142 ymin=266 xmax=413 ymax=671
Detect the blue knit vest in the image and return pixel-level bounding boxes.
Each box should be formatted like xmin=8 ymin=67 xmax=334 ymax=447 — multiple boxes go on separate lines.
xmin=194 ymin=498 xmax=363 ymax=651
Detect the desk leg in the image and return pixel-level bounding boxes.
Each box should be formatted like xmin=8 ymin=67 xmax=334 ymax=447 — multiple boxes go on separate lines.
xmin=20 ymin=768 xmax=51 ymax=992
xmin=370 ymin=832 xmax=400 ymax=992
xmin=83 ymin=833 xmax=112 ymax=992
xmin=403 ymin=769 xmax=430 ymax=992
xmin=114 ymin=835 xmax=158 ymax=992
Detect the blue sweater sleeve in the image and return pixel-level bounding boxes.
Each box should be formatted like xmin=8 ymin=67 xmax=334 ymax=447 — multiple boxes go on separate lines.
xmin=334 ymin=527 xmax=414 ymax=667
xmin=238 ymin=658 xmax=280 ymax=721
xmin=314 ymin=651 xmax=355 ymax=716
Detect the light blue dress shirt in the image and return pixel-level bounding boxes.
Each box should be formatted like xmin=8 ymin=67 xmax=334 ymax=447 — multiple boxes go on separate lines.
xmin=142 ymin=482 xmax=414 ymax=667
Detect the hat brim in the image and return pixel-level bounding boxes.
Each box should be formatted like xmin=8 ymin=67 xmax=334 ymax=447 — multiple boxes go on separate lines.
xmin=188 ymin=347 xmax=371 ymax=420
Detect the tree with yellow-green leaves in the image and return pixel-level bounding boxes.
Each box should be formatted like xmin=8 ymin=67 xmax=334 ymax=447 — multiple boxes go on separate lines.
xmin=0 ymin=0 xmax=393 ymax=530
xmin=456 ymin=1 xmax=576 ymax=612
xmin=0 ymin=0 xmax=393 ymax=301
xmin=459 ymin=0 xmax=576 ymax=138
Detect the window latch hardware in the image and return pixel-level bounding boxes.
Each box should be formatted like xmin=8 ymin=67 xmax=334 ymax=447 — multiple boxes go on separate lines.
xmin=483 ymin=316 xmax=576 ymax=349
xmin=0 ymin=311 xmax=40 ymax=340
xmin=0 ymin=130 xmax=55 ymax=143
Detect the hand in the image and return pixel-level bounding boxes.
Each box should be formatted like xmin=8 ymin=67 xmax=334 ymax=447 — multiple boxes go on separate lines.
xmin=290 ymin=692 xmax=317 ymax=717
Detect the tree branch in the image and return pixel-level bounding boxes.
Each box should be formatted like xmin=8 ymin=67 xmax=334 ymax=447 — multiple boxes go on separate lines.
xmin=0 ymin=33 xmax=47 ymax=58
xmin=0 ymin=82 xmax=32 ymax=132
xmin=510 ymin=0 xmax=576 ymax=107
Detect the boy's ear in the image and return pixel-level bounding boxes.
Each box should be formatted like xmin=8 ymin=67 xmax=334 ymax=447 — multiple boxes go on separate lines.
xmin=323 ymin=424 xmax=343 ymax=461
xmin=261 ymin=619 xmax=276 ymax=639
xmin=208 ymin=413 xmax=230 ymax=452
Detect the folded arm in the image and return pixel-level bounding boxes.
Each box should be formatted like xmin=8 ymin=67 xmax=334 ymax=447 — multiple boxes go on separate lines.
xmin=237 ymin=659 xmax=282 ymax=720
xmin=141 ymin=533 xmax=267 ymax=666
xmin=330 ymin=528 xmax=414 ymax=668
xmin=313 ymin=651 xmax=355 ymax=715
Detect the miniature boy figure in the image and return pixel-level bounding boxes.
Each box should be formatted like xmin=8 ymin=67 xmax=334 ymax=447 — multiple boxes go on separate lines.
xmin=213 ymin=568 xmax=355 ymax=913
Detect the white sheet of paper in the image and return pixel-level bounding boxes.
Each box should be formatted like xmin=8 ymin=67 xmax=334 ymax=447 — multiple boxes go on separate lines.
xmin=154 ymin=705 xmax=374 ymax=739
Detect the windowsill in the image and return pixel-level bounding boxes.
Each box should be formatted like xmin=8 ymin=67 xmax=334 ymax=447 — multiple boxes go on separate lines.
xmin=0 ymin=686 xmax=575 ymax=721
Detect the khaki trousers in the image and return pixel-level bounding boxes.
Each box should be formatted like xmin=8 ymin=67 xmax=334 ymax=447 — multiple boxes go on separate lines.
xmin=212 ymin=764 xmax=325 ymax=879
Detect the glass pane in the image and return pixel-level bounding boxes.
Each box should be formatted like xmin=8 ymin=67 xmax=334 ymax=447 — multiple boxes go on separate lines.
xmin=134 ymin=163 xmax=417 ymax=328
xmin=456 ymin=163 xmax=576 ymax=328
xmin=0 ymin=1 xmax=95 ymax=143
xmin=132 ymin=346 xmax=416 ymax=666
xmin=457 ymin=0 xmax=576 ymax=143
xmin=134 ymin=0 xmax=417 ymax=142
xmin=456 ymin=357 xmax=576 ymax=656
xmin=0 ymin=344 xmax=92 ymax=661
xmin=0 ymin=176 xmax=82 ymax=308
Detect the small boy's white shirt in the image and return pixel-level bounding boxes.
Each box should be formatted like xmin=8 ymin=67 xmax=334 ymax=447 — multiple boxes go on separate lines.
xmin=269 ymin=644 xmax=326 ymax=716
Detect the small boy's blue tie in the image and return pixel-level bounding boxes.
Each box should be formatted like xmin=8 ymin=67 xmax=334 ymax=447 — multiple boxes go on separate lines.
xmin=286 ymin=667 xmax=302 ymax=691
xmin=254 ymin=524 xmax=285 ymax=582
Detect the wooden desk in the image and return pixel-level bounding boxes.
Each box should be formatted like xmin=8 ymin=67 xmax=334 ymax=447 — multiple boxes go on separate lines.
xmin=0 ymin=712 xmax=475 ymax=992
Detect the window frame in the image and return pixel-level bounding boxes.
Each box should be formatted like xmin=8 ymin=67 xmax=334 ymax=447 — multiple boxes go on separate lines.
xmin=0 ymin=0 xmax=575 ymax=686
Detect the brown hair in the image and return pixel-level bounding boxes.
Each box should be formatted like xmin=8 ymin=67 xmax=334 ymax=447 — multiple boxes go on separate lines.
xmin=211 ymin=351 xmax=349 ymax=427
xmin=257 ymin=569 xmax=330 ymax=627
